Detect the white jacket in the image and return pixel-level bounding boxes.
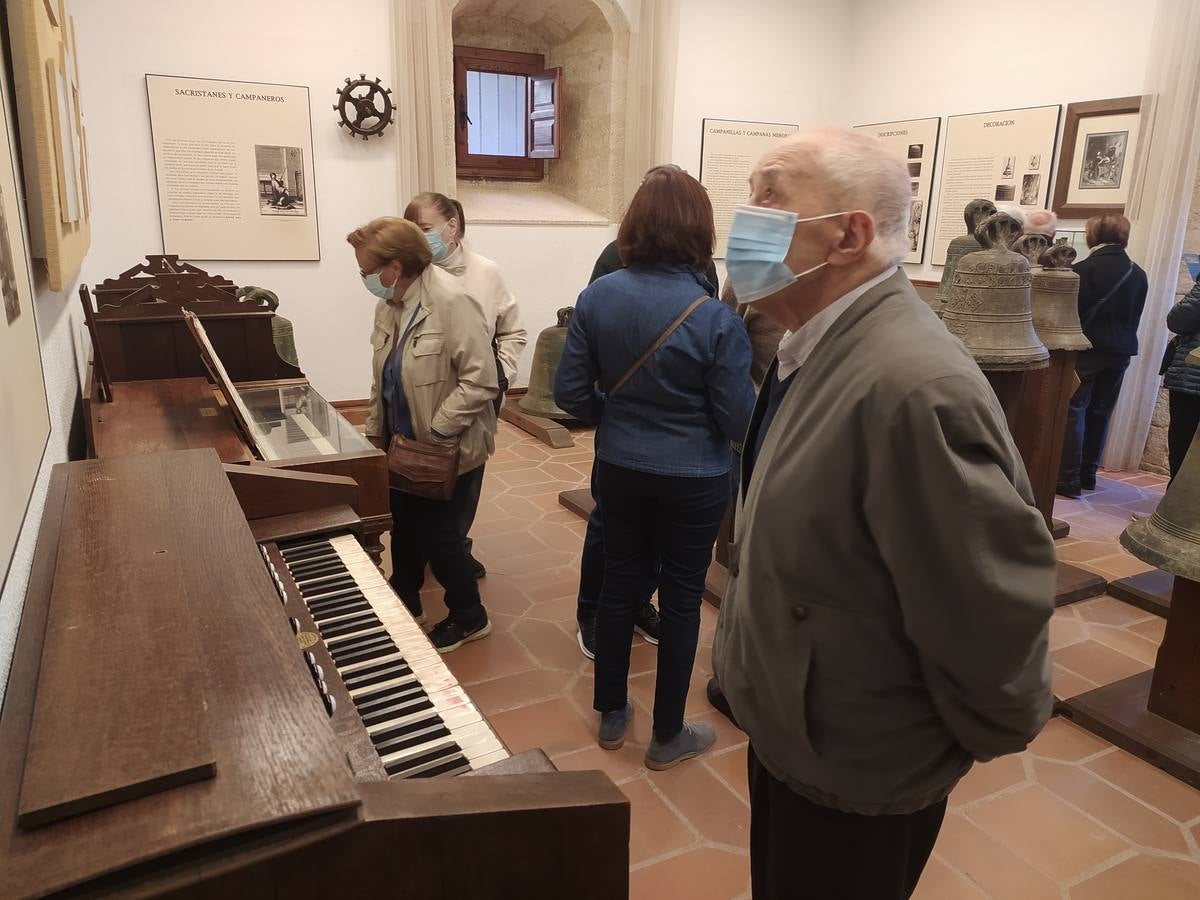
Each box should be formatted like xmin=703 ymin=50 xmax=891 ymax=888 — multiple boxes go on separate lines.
xmin=438 ymin=243 xmax=527 ymax=385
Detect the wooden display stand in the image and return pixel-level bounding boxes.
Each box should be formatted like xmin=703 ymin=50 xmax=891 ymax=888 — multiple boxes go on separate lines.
xmin=499 ymin=388 xmax=574 ymax=449
xmin=985 ymin=352 xmax=1106 ymax=606
xmin=1108 ymin=568 xmax=1174 ymax=618
xmin=1061 ymin=577 xmax=1200 ymax=788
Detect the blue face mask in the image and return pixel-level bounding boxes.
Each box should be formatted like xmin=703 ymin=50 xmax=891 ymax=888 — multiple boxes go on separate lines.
xmin=425 ymin=224 xmax=451 ymax=263
xmin=361 ymin=271 xmax=395 ymax=301
xmin=725 ymin=204 xmax=848 ymax=303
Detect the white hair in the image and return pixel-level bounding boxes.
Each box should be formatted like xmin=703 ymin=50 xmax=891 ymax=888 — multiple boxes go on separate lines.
xmin=788 ymin=129 xmax=913 ymax=268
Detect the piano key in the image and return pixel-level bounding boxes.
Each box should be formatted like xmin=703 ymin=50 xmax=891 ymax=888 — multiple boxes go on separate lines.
xmin=469 ymin=749 xmax=511 ymax=769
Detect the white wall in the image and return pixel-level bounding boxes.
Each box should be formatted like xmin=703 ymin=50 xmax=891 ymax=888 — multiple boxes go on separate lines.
xmin=72 ymin=0 xmax=397 ymax=402
xmin=847 ymin=0 xmax=1161 ymax=283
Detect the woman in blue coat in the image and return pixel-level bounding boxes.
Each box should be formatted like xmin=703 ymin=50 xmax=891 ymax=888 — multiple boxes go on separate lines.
xmin=554 ymin=167 xmax=755 ymax=770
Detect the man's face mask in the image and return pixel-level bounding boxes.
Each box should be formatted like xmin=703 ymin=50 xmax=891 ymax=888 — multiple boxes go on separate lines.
xmin=725 ymin=205 xmax=849 ymax=303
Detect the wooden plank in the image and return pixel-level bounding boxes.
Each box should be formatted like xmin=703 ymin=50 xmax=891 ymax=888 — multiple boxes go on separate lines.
xmin=499 ymin=402 xmax=574 ymax=449
xmin=1052 ymin=517 xmax=1071 ymax=540
xmin=1055 ymin=561 xmax=1108 ymax=607
xmin=1147 ymin=577 xmax=1200 ymax=729
xmin=559 ymin=488 xmax=594 ymax=519
xmin=90 ymin=377 xmax=250 ymax=463
xmin=224 ymin=464 xmax=358 ymax=521
xmin=1108 ymin=568 xmax=1173 ymax=618
xmin=18 ymin=457 xmax=215 ymax=829
xmin=249 ymin=505 xmax=362 ymax=547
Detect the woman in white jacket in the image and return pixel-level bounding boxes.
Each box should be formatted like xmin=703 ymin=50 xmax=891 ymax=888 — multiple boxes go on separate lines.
xmin=404 ymin=191 xmax=527 ymax=577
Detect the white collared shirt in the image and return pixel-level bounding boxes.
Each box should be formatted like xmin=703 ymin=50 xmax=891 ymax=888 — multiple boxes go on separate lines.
xmin=775 ymin=268 xmax=896 ymax=381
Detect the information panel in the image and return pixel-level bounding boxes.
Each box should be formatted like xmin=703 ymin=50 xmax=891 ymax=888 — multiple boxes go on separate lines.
xmin=930 ymin=105 xmax=1060 ymax=266
xmin=700 ymin=118 xmax=798 ymax=258
xmin=853 ymin=117 xmax=941 ymax=264
xmin=146 ymin=75 xmax=319 ymax=261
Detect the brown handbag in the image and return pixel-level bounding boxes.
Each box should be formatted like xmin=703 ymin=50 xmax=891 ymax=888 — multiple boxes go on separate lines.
xmin=387 ymin=434 xmax=460 ymax=501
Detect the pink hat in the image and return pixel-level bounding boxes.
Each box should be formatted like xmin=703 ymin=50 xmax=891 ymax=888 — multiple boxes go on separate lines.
xmin=1024 ymin=209 xmax=1058 ymax=237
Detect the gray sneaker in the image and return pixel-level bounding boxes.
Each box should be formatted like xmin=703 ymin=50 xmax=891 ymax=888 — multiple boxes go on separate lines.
xmin=599 ymin=700 xmax=634 ymax=750
xmin=645 ymin=721 xmax=716 ymax=770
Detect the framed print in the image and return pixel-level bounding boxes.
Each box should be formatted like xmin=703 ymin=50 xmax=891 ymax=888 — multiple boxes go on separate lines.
xmin=1052 ymin=96 xmax=1145 ymax=220
xmin=853 ymin=117 xmax=941 ymax=263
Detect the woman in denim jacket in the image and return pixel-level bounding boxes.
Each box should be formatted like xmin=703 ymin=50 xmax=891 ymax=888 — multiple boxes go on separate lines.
xmin=554 ymin=167 xmax=755 ymax=770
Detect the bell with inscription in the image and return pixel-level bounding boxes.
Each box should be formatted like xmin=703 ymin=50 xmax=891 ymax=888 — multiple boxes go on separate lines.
xmin=519 ymin=307 xmax=575 ymax=420
xmin=1012 ymin=233 xmax=1052 ymax=268
xmin=1121 ymin=418 xmax=1200 ymax=581
xmin=933 ymin=198 xmax=996 ymax=316
xmin=942 ymin=212 xmax=1049 ymax=371
xmin=1031 ymin=245 xmax=1091 ymax=352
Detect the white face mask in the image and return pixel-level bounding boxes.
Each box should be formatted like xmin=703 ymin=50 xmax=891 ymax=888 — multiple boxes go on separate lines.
xmin=725 ymin=205 xmax=850 ymax=303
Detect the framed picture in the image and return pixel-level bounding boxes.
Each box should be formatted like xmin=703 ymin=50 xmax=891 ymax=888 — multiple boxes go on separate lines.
xmin=1052 ymin=96 xmax=1146 ymax=220
xmin=851 ymin=117 xmax=941 ymax=263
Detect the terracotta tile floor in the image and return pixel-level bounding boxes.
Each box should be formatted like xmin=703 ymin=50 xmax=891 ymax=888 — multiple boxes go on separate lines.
xmin=383 ymin=422 xmax=1200 ymax=899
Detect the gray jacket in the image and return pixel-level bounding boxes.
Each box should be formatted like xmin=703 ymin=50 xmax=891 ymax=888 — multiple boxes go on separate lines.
xmin=1164 ymin=280 xmax=1200 ymax=396
xmin=712 ymin=270 xmax=1055 ymax=815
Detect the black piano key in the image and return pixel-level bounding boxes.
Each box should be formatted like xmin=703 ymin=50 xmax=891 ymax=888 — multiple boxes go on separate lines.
xmin=371 ymin=723 xmax=450 ymax=756
xmin=287 ymin=552 xmax=343 ymax=570
xmin=280 ymin=542 xmax=334 ymax=561
xmin=327 ymin=628 xmax=391 ymax=654
xmin=295 ymin=573 xmax=354 ymax=590
xmin=331 ymin=640 xmax=397 ymax=667
xmin=410 ymin=756 xmax=472 ymax=778
xmin=370 ymin=703 xmax=438 ymax=746
xmin=370 ymin=715 xmax=443 ymax=750
xmin=357 ymin=681 xmax=426 ymax=713
xmin=288 ymin=559 xmax=346 ymax=579
xmin=316 ymin=611 xmax=378 ymax=636
xmin=285 ymin=548 xmax=339 ymax=565
xmin=384 ymin=742 xmax=463 ymax=778
xmin=361 ymin=696 xmax=433 ymax=727
xmin=306 ymin=591 xmax=368 ymax=612
xmin=352 ymin=676 xmax=419 ymax=708
xmin=342 ymin=659 xmax=412 ymax=690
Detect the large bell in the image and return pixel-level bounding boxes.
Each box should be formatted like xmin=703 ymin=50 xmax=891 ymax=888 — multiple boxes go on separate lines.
xmin=942 ymin=212 xmax=1049 ymax=371
xmin=1031 ymin=244 xmax=1091 ymax=352
xmin=519 ymin=307 xmax=574 ymax=420
xmin=1121 ymin=400 xmax=1200 ymax=580
xmin=933 ymin=198 xmax=995 ymax=316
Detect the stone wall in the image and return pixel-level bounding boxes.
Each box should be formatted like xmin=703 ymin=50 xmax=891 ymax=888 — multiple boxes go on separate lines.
xmin=1141 ymin=156 xmax=1200 ymax=473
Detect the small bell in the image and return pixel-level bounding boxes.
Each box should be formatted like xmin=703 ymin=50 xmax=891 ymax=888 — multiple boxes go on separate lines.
xmin=1031 ymin=244 xmax=1091 ymax=352
xmin=942 ymin=212 xmax=1049 ymax=371
xmin=519 ymin=307 xmax=575 ymax=420
xmin=933 ymin=199 xmax=995 ymax=316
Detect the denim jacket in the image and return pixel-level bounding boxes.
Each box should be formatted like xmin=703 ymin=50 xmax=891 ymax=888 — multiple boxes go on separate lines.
xmin=554 ymin=264 xmax=755 ymax=477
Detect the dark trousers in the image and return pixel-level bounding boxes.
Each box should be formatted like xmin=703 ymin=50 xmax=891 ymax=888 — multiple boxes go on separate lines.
xmin=459 ymin=463 xmax=486 ymax=559
xmin=1059 ymin=351 xmax=1130 ymax=486
xmin=748 ymin=745 xmax=946 ymax=899
xmin=389 ymin=464 xmax=486 ymax=626
xmin=593 ymin=460 xmax=726 ymax=740
xmin=576 ymin=460 xmax=656 ymax=617
xmin=1168 ymin=390 xmax=1200 ymax=479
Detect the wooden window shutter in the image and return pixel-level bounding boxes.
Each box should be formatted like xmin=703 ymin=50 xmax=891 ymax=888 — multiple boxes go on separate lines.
xmin=527 ymin=68 xmax=562 ymax=159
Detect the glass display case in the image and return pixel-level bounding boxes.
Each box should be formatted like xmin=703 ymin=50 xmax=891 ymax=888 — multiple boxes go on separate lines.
xmin=237 ymin=383 xmax=374 ymax=461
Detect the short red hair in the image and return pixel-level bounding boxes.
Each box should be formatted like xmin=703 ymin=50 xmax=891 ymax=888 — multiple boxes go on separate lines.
xmin=617 ymin=167 xmax=714 ymax=271
xmin=1086 ymin=214 xmax=1131 ymax=248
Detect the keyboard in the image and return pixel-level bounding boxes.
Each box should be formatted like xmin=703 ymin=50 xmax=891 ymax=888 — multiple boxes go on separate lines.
xmin=266 ymin=533 xmax=508 ymax=778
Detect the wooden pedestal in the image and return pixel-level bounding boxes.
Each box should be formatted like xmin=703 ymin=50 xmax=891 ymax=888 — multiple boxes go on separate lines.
xmin=1107 ymin=568 xmax=1174 ymax=618
xmin=1055 ymin=561 xmax=1107 ymax=606
xmin=1061 ymin=576 xmax=1200 ymax=786
xmin=985 ymin=350 xmax=1078 ymax=534
xmin=499 ymin=389 xmax=574 ymax=449
xmin=1052 ymin=518 xmax=1071 ymax=540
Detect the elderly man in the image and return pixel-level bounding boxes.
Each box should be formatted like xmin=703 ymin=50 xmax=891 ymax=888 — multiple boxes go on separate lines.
xmin=712 ymin=130 xmax=1055 ymax=899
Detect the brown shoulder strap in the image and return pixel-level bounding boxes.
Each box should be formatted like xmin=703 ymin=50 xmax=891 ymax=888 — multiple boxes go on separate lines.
xmin=609 ymin=295 xmax=709 ymax=396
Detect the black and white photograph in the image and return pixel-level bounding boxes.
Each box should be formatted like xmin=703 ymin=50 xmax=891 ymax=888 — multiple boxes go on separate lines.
xmin=1029 ymin=153 xmax=1041 ymax=171
xmin=911 ymin=180 xmax=920 ymax=196
xmin=907 ymin=143 xmax=923 ymax=159
xmin=1001 ymin=156 xmax=1015 ymax=178
xmin=995 ymin=183 xmax=1016 ymax=202
xmin=907 ymin=162 xmax=921 ymax=178
xmin=255 ymin=144 xmax=307 ymax=217
xmin=0 ymin=184 xmax=17 ymax=325
xmin=908 ymin=199 xmax=924 ymax=253
xmin=1021 ymin=173 xmax=1042 ymax=205
xmin=1079 ymin=130 xmax=1128 ymax=190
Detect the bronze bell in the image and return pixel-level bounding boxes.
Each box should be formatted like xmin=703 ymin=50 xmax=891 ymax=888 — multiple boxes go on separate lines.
xmin=519 ymin=307 xmax=575 ymax=420
xmin=1121 ymin=409 xmax=1200 ymax=581
xmin=1032 ymin=244 xmax=1091 ymax=352
xmin=934 ymin=198 xmax=995 ymax=316
xmin=272 ymin=316 xmax=300 ymax=368
xmin=942 ymin=213 xmax=1049 ymax=371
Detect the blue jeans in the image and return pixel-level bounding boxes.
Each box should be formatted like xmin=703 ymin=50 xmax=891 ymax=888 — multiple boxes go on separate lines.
xmin=1058 ymin=351 xmax=1129 ymax=486
xmin=592 ymin=461 xmax=728 ymax=740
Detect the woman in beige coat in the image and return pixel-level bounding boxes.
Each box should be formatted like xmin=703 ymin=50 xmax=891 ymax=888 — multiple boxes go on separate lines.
xmin=349 ymin=216 xmax=498 ymax=653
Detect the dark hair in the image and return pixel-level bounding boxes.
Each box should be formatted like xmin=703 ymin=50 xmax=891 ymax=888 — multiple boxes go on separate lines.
xmin=404 ymin=192 xmax=466 ymax=237
xmin=618 ymin=167 xmax=714 ymax=270
xmin=1085 ymin=213 xmax=1131 ymax=248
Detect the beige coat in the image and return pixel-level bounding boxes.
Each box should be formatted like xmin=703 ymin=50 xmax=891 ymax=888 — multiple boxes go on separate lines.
xmin=364 ymin=265 xmax=498 ymax=474
xmin=713 ymin=270 xmax=1055 ymax=815
xmin=439 ymin=242 xmax=527 ymax=385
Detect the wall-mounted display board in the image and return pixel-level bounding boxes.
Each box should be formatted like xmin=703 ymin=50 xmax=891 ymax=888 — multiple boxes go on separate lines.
xmin=8 ymin=0 xmax=92 ymax=291
xmin=1052 ymin=96 xmax=1146 ymax=221
xmin=852 ymin=117 xmax=941 ymax=264
xmin=146 ymin=75 xmax=319 ymax=261
xmin=930 ymin=104 xmax=1061 ymax=266
xmin=700 ymin=118 xmax=798 ymax=258
xmin=0 ymin=51 xmax=51 ymax=595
